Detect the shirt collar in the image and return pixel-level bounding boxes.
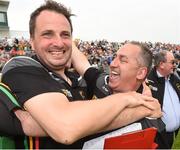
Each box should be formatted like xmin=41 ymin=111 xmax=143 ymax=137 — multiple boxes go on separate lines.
xmin=156 ymin=70 xmax=163 ymax=77
xmin=156 ymin=70 xmax=170 ymax=80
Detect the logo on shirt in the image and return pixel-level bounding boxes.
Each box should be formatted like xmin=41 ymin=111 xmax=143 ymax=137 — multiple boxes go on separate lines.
xmin=176 ymin=83 xmax=180 ymax=91
xmin=148 ymin=85 xmax=158 ymax=91
xmin=61 ymin=89 xmax=72 ymax=97
xmin=92 ymin=95 xmax=98 ymax=100
xmin=79 ymin=91 xmax=86 ymax=99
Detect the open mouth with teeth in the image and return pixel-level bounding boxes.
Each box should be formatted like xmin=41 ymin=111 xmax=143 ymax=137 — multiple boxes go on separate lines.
xmin=110 ymin=71 xmax=120 ymax=80
xmin=111 ymin=71 xmax=120 ymax=75
xmin=49 ymin=50 xmax=66 ymax=56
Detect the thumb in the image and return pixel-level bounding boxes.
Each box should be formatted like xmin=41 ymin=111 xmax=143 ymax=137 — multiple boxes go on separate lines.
xmin=142 ymin=81 xmax=152 ymax=96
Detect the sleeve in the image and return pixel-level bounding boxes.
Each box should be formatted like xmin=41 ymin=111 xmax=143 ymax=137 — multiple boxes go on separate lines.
xmin=84 ymin=67 xmax=111 ymax=99
xmin=84 ymin=67 xmax=100 ymax=89
xmin=0 ymin=93 xmax=24 ymax=136
xmin=84 ymin=67 xmax=101 ymax=99
xmin=2 ymin=65 xmax=61 ymax=106
xmin=0 ymin=85 xmax=20 ymax=111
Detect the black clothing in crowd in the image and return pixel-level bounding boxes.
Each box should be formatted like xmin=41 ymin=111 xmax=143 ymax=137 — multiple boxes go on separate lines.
xmin=147 ymin=67 xmax=180 ymax=148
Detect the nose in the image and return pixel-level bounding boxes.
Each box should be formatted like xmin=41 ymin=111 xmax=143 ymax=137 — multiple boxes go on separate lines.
xmin=110 ymin=57 xmax=118 ymax=68
xmin=173 ymin=63 xmax=177 ymax=69
xmin=52 ymin=35 xmax=64 ymax=47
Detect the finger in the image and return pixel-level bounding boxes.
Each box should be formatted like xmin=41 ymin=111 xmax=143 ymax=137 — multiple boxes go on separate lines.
xmin=142 ymin=82 xmax=152 ymax=96
xmin=141 ymin=95 xmax=156 ymax=102
xmin=141 ymin=101 xmax=154 ymax=110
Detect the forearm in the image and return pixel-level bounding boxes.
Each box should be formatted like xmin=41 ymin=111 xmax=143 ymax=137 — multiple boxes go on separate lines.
xmin=103 ymin=106 xmax=151 ymax=131
xmin=71 ymin=42 xmax=91 ymax=76
xmin=103 ymin=94 xmax=162 ymax=131
xmin=23 ymin=92 xmax=155 ymax=144
xmin=24 ymin=93 xmax=130 ymax=144
xmin=14 ymin=109 xmax=47 ymax=136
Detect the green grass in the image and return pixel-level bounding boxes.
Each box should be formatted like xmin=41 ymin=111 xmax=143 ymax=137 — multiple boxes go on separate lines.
xmin=172 ymin=130 xmax=180 ymax=149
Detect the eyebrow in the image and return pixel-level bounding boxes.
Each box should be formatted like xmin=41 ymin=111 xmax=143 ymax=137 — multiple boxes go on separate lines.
xmin=118 ymin=54 xmax=128 ymax=59
xmin=41 ymin=30 xmax=53 ymax=34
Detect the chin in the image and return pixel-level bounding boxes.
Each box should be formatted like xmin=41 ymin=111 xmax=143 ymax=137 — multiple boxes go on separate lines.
xmin=109 ymin=81 xmax=120 ymax=88
xmin=52 ymin=59 xmax=67 ymax=65
xmin=109 ymin=84 xmax=118 ymax=91
xmin=108 ymin=82 xmax=113 ymax=89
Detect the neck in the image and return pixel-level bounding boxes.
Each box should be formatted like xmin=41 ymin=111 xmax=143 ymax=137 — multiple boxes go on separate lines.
xmin=112 ymin=82 xmax=141 ymax=94
xmin=134 ymin=82 xmax=141 ymax=91
xmin=156 ymin=68 xmax=168 ymax=78
xmin=54 ymin=68 xmax=65 ymax=77
xmin=54 ymin=69 xmax=72 ymax=85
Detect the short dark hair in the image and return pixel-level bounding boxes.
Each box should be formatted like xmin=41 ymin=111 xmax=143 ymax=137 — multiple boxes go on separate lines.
xmin=129 ymin=41 xmax=153 ymax=75
xmin=29 ymin=0 xmax=74 ymax=38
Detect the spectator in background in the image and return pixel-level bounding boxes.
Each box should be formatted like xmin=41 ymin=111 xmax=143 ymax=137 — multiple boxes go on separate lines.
xmin=174 ymin=54 xmax=180 ymax=79
xmin=147 ymin=50 xmax=180 ymax=149
xmin=101 ymin=59 xmax=109 ymax=73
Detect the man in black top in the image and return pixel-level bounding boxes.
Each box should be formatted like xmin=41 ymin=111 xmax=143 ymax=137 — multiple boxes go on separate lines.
xmin=1 ymin=0 xmax=161 ymax=149
xmin=72 ymin=41 xmax=167 ymax=149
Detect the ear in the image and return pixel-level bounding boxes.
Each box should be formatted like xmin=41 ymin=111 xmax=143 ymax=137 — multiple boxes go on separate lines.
xmin=159 ymin=61 xmax=165 ymax=69
xmin=29 ymin=38 xmax=34 ymax=50
xmin=136 ymin=67 xmax=148 ymax=80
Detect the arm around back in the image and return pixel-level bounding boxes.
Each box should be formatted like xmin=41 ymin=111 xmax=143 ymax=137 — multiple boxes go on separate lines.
xmin=71 ymin=42 xmax=91 ymax=76
xmin=23 ymin=91 xmax=156 ymax=144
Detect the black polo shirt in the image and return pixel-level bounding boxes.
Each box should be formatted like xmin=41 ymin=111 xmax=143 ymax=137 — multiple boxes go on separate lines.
xmin=2 ymin=56 xmax=88 ymax=149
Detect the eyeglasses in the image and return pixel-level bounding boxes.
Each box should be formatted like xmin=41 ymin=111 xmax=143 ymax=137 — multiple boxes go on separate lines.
xmin=165 ymin=60 xmax=177 ymax=65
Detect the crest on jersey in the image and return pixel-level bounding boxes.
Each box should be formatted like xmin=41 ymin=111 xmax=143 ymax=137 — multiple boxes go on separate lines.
xmin=61 ymin=89 xmax=72 ymax=97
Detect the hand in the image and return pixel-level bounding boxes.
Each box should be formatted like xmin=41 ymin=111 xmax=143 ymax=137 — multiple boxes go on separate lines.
xmin=142 ymin=81 xmax=152 ymax=96
xmin=142 ymin=81 xmax=162 ymax=118
xmin=147 ymin=99 xmax=162 ymax=118
xmin=124 ymin=91 xmax=155 ymax=109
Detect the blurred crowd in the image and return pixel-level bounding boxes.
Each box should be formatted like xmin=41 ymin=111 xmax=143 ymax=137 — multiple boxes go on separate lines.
xmin=75 ymin=39 xmax=180 ymax=73
xmin=0 ymin=37 xmax=180 ymax=73
xmin=0 ymin=37 xmax=34 ymax=70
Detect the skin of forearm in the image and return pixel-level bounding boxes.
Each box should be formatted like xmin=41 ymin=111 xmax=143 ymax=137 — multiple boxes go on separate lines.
xmin=71 ymin=42 xmax=91 ymax=76
xmin=15 ymin=92 xmax=156 ymax=142
xmin=15 ymin=109 xmax=47 ymax=136
xmin=102 ymin=106 xmax=151 ymax=132
xmin=24 ymin=93 xmax=130 ymax=144
xmin=14 ymin=93 xmax=129 ymax=138
xmin=15 ymin=106 xmax=151 ymax=137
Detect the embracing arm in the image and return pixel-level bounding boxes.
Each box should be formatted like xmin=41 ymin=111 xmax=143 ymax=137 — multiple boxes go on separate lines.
xmin=103 ymin=83 xmax=162 ymax=131
xmin=103 ymin=106 xmax=151 ymax=131
xmin=14 ymin=97 xmax=161 ymax=138
xmin=23 ymin=91 xmax=154 ymax=144
xmin=103 ymin=99 xmax=162 ymax=132
xmin=71 ymin=42 xmax=91 ymax=76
